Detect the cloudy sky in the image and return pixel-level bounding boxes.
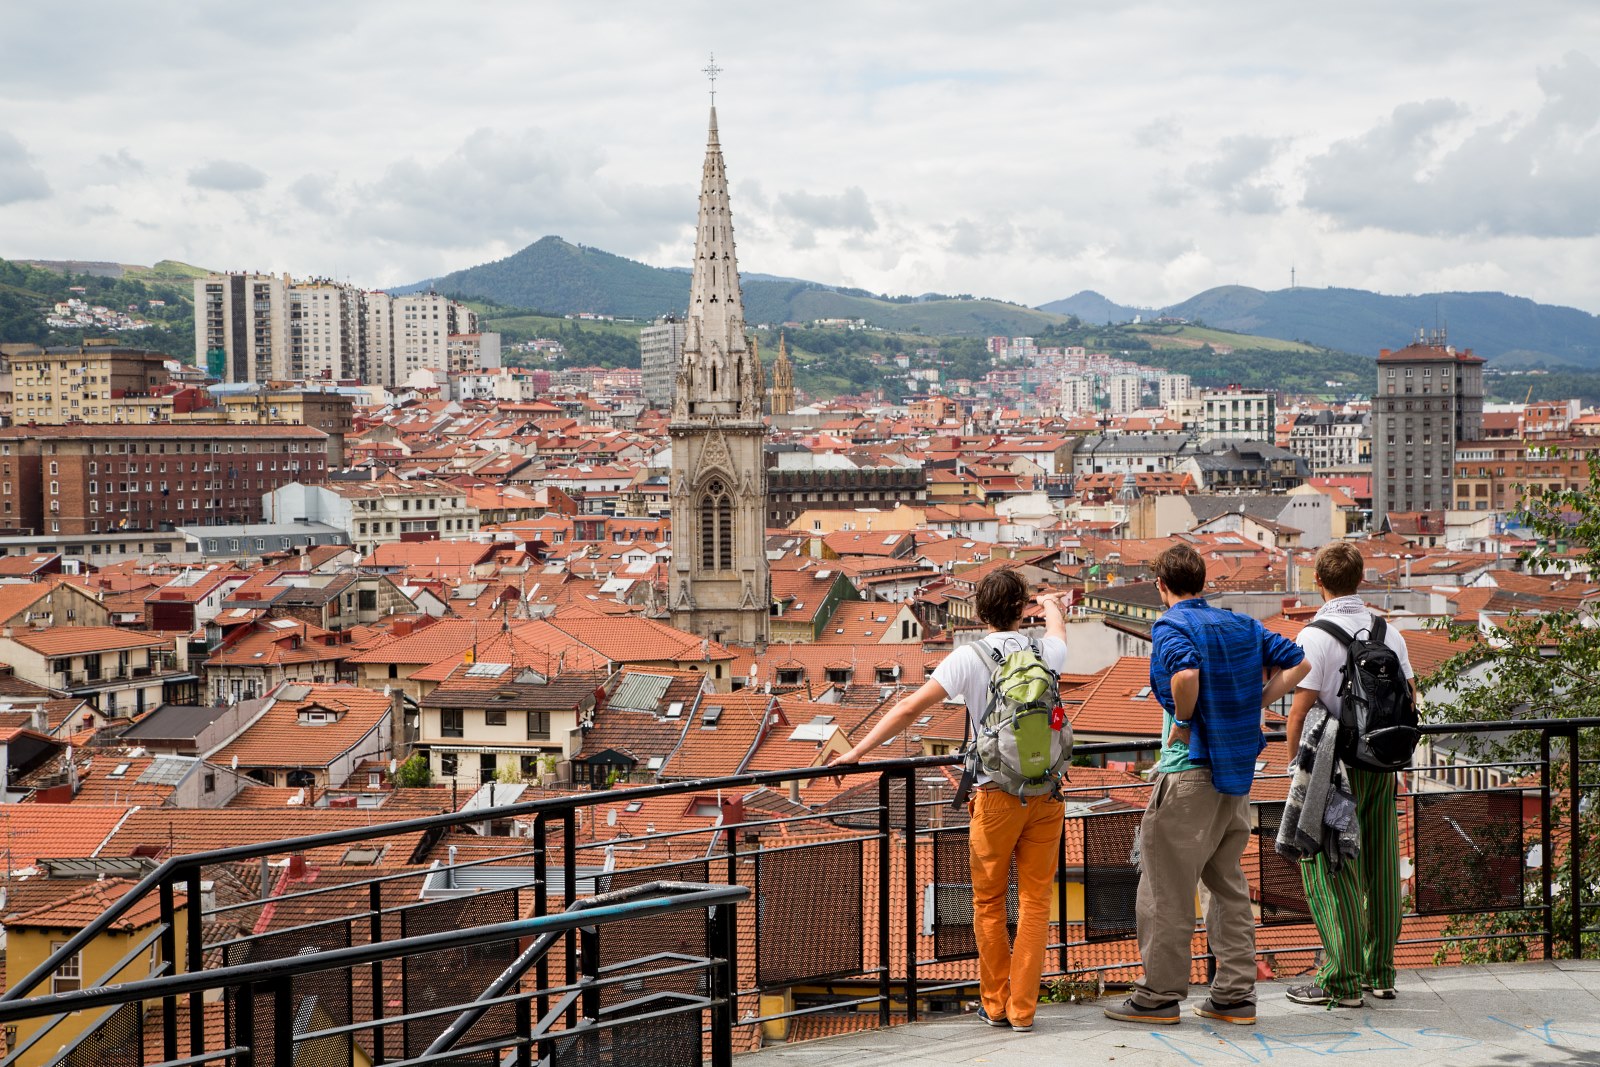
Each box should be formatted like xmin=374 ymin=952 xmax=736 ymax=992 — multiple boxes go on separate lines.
xmin=3 ymin=1 xmax=1598 ymax=312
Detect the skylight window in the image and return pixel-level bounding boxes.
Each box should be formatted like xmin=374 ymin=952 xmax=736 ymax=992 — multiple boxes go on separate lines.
xmin=464 ymin=662 xmax=510 ymax=678
xmin=108 ymin=763 xmax=131 ymax=778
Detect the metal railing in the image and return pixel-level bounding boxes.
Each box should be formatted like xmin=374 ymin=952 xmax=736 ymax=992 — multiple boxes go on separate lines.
xmin=0 ymin=717 xmax=1593 ymax=1067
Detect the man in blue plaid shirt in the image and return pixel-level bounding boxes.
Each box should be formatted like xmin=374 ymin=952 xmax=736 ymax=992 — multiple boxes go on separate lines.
xmin=1105 ymin=543 xmax=1306 ymax=1028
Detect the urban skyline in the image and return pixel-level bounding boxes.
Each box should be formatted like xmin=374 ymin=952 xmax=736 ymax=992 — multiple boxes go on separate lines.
xmin=1 ymin=2 xmax=1598 ymax=314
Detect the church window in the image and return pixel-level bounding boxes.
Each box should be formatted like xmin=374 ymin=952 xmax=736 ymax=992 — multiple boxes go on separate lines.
xmin=700 ymin=479 xmax=733 ymax=570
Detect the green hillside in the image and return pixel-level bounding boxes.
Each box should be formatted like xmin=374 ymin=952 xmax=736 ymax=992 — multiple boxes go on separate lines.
xmin=0 ymin=256 xmax=195 ymax=357
xmin=406 ymin=236 xmax=1066 ymax=336
xmin=1156 ymin=285 xmax=1600 ymax=369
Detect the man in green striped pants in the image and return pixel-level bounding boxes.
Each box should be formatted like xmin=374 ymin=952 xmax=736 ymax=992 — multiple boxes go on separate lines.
xmin=1284 ymin=543 xmax=1415 ymax=1007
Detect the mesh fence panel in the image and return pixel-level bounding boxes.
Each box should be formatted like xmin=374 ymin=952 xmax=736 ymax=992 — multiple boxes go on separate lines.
xmin=598 ymin=862 xmax=711 ymax=1009
xmin=223 ymin=922 xmax=353 ymax=1067
xmin=756 ymin=840 xmax=864 ymax=987
xmin=929 ymin=826 xmax=1017 ymax=961
xmin=1082 ymin=811 xmax=1142 ymax=943
xmin=550 ymin=992 xmax=704 ymax=1067
xmin=1254 ymin=802 xmax=1313 ymax=926
xmin=400 ymin=890 xmax=521 ymax=1064
xmin=59 ymin=1001 xmax=144 ymax=1067
xmin=1414 ymin=791 xmax=1525 ymax=915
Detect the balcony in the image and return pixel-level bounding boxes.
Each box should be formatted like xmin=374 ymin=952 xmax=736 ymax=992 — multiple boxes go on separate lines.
xmin=0 ymin=718 xmax=1593 ymax=1067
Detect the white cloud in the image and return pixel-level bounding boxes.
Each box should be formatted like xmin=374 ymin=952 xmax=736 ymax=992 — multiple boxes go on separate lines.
xmin=0 ymin=2 xmax=1596 ymax=313
xmin=0 ymin=130 xmax=50 ymax=205
xmin=189 ymin=159 xmax=267 ymax=192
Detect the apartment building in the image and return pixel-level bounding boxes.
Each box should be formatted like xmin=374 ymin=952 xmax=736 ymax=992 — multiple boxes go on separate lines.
xmin=1200 ymin=386 xmax=1276 ymax=443
xmin=1286 ymin=410 xmax=1371 ymax=473
xmin=287 ymin=279 xmax=365 ymax=381
xmin=1373 ymin=334 xmax=1485 ymax=521
xmin=8 ymin=345 xmax=174 ymax=425
xmin=194 ymin=273 xmax=289 ymax=384
xmin=639 ymin=316 xmax=688 ymax=408
xmin=0 ymin=424 xmax=329 ymax=536
xmin=266 ymin=477 xmax=481 ymax=554
xmin=1453 ymin=438 xmax=1599 ymax=513
xmin=198 ymin=275 xmax=488 ymax=388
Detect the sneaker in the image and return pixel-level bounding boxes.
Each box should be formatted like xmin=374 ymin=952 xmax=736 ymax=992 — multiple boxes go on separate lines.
xmin=1103 ymin=998 xmax=1180 ymax=1025
xmin=1194 ymin=997 xmax=1256 ymax=1025
xmin=1364 ymin=985 xmax=1397 ymax=1000
xmin=977 ymin=1006 xmax=1008 ymax=1027
xmin=1009 ymin=1019 xmax=1034 ymax=1034
xmin=1286 ymin=984 xmax=1363 ymax=1008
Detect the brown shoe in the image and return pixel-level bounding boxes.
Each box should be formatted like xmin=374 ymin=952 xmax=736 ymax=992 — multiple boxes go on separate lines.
xmin=1194 ymin=997 xmax=1255 ymax=1025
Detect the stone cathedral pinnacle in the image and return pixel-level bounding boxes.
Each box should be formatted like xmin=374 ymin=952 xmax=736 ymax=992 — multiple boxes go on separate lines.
xmin=668 ymin=87 xmax=770 ymax=650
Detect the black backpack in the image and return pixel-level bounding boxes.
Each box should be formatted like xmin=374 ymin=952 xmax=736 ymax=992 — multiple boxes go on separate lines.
xmin=1307 ymin=615 xmax=1420 ymax=772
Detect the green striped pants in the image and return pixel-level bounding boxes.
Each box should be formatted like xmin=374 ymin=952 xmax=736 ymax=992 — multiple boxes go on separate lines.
xmin=1298 ymin=767 xmax=1402 ymax=998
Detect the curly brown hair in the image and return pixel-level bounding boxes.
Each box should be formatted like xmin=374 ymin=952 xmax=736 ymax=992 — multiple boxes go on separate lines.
xmin=975 ymin=568 xmax=1029 ymax=631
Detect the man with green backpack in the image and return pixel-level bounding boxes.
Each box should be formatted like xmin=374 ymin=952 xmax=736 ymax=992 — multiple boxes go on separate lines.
xmin=835 ymin=569 xmax=1073 ymax=1033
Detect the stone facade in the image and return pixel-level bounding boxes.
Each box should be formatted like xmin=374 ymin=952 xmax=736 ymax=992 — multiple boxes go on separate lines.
xmin=667 ymin=107 xmax=770 ymax=648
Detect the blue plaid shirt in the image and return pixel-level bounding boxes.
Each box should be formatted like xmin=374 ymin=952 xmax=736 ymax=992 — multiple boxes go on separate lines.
xmin=1149 ymin=597 xmax=1304 ymax=795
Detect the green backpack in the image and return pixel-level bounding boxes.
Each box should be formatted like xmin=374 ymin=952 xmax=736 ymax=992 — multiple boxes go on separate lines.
xmin=960 ymin=639 xmax=1072 ymax=801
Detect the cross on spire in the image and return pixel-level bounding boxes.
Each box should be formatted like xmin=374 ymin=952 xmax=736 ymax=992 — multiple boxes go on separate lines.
xmin=703 ymin=52 xmax=723 ymax=104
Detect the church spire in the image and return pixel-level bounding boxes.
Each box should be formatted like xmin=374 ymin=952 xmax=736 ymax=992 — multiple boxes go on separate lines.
xmin=674 ymin=75 xmax=757 ymax=424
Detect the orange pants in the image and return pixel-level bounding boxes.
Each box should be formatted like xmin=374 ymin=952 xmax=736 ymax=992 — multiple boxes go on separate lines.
xmin=968 ymin=789 xmax=1064 ymax=1027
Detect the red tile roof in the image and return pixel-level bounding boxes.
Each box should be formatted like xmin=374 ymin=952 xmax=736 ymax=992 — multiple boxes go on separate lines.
xmin=210 ymin=684 xmax=392 ymax=771
xmin=0 ymin=804 xmax=131 ymax=866
xmin=8 ymin=627 xmax=168 ymax=656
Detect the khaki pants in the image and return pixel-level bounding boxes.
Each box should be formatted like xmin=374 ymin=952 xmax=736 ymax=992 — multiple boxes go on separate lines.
xmin=1131 ymin=768 xmax=1256 ymax=1007
xmin=968 ymin=789 xmax=1064 ymax=1027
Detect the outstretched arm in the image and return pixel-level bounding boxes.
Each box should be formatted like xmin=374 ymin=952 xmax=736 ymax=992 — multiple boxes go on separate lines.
xmin=834 ymin=678 xmax=950 ymax=765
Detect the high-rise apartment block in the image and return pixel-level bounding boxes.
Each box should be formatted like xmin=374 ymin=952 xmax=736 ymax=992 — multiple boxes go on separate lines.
xmin=287 ymin=280 xmax=365 ymax=382
xmin=1200 ymin=386 xmax=1276 ymax=443
xmin=1158 ymin=373 xmax=1192 ymax=406
xmin=196 ymin=275 xmax=489 ymax=387
xmin=640 ymin=316 xmax=688 ymax=408
xmin=1105 ymin=373 xmax=1144 ymax=414
xmin=195 ymin=273 xmax=288 ymax=384
xmin=1373 ymin=333 xmax=1484 ymax=521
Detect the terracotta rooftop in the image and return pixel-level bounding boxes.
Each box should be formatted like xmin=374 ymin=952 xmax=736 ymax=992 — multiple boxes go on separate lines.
xmin=6 ymin=626 xmax=168 ymax=656
xmin=209 ymin=684 xmax=392 ymax=771
xmin=5 ymin=877 xmax=180 ymax=931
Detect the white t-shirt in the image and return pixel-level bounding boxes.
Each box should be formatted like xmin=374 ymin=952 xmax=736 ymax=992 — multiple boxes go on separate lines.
xmin=932 ymin=631 xmax=1068 ymax=783
xmin=1296 ymin=607 xmax=1414 ymax=721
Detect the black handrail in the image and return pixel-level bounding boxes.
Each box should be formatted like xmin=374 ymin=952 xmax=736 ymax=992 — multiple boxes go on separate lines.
xmin=11 ymin=718 xmax=1595 ymax=1005
xmin=0 ymin=882 xmax=747 ymax=1025
xmin=2 ymin=713 xmax=1591 ymax=1067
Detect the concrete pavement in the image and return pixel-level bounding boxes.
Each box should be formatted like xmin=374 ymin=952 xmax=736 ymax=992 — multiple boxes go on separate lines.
xmin=748 ymin=960 xmax=1600 ymax=1066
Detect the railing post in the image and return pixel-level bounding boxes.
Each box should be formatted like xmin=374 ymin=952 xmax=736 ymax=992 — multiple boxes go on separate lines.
xmin=185 ymin=867 xmax=204 ymax=1059
xmin=514 ymin=993 xmax=532 ymax=1067
xmin=578 ymin=923 xmax=601 ymax=1023
xmin=368 ymin=879 xmax=385 ymax=1065
xmin=272 ymin=976 xmax=294 ymax=1067
xmin=236 ymin=981 xmax=256 ymax=1067
xmin=533 ymin=813 xmax=550 ymax=1065
xmin=1541 ymin=730 xmax=1555 ymax=961
xmin=709 ymin=900 xmax=737 ymax=1067
xmin=160 ymin=876 xmax=179 ymax=1063
xmin=903 ymin=768 xmax=919 ymax=1023
xmin=564 ymin=807 xmax=578 ymax=1030
xmin=1570 ymin=724 xmax=1584 ymax=960
xmin=877 ymin=773 xmax=891 ymax=1028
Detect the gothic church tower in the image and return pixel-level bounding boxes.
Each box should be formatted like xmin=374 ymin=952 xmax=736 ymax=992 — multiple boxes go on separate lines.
xmin=768 ymin=333 xmax=796 ymax=415
xmin=668 ymin=103 xmax=769 ymax=648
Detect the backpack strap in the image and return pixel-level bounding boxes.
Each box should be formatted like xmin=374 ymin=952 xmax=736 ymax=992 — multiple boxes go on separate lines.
xmin=1307 ymin=619 xmax=1354 ymax=646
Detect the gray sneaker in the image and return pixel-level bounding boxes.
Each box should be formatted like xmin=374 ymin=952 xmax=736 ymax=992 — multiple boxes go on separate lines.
xmin=1103 ymin=998 xmax=1180 ymax=1025
xmin=1194 ymin=997 xmax=1256 ymax=1025
xmin=1286 ymin=984 xmax=1362 ymax=1008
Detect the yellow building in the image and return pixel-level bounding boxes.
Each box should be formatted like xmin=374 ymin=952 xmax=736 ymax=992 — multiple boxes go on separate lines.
xmin=9 ymin=344 xmax=174 ymax=425
xmin=3 ymin=879 xmax=188 ymax=1067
